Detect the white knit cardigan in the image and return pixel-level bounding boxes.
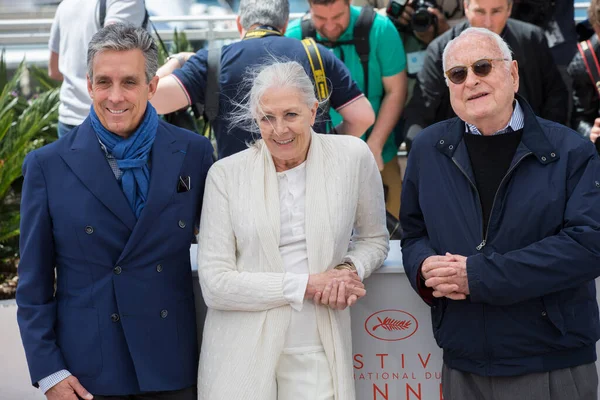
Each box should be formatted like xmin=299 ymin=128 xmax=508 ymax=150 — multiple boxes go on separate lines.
xmin=196 ymin=132 xmax=389 ymax=400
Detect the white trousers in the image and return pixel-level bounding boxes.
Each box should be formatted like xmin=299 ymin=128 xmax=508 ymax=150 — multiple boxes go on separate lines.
xmin=274 ymin=348 xmax=335 ymax=400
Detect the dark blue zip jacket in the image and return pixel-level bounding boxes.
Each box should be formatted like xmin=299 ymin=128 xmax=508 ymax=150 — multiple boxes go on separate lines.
xmin=401 ymin=97 xmax=600 ymax=376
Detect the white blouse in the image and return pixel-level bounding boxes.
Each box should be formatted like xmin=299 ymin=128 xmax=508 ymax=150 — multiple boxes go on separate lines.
xmin=278 ymin=162 xmax=322 ymax=352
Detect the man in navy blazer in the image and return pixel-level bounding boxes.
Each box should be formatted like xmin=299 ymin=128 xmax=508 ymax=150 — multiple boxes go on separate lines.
xmin=16 ymin=24 xmax=213 ymax=400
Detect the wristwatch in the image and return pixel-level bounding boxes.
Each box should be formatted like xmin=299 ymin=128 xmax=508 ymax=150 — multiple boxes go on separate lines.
xmin=166 ymin=54 xmax=186 ymax=68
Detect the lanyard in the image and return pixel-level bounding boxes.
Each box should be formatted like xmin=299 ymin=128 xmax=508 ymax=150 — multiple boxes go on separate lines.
xmin=242 ymin=25 xmax=283 ymax=40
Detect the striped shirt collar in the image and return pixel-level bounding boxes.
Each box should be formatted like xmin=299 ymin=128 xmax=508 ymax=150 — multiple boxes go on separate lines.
xmin=465 ymin=100 xmax=524 ymax=136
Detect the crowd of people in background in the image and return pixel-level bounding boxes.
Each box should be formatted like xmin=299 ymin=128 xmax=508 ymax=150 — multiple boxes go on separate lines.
xmin=45 ymin=0 xmax=600 ymax=221
xmin=13 ymin=0 xmax=600 ymax=399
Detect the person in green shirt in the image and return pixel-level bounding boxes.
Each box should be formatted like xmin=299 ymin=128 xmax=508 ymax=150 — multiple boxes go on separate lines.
xmin=286 ymin=0 xmax=407 ymax=218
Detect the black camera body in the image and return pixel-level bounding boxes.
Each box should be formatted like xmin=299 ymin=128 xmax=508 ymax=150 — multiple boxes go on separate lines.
xmin=387 ymin=0 xmax=438 ymax=32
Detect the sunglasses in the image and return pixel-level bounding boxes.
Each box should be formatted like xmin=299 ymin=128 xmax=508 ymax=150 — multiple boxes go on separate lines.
xmin=445 ymin=58 xmax=510 ymax=85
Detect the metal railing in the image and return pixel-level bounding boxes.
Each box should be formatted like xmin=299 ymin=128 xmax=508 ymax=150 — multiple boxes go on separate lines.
xmin=0 ymin=2 xmax=592 ymax=47
xmin=0 ymin=13 xmax=306 ymax=46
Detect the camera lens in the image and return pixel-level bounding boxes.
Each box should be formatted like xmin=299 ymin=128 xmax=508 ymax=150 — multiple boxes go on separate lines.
xmin=412 ymin=8 xmax=434 ymax=32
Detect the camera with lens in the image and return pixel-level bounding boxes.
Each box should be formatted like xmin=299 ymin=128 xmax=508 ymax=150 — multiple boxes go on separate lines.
xmin=387 ymin=0 xmax=439 ymax=32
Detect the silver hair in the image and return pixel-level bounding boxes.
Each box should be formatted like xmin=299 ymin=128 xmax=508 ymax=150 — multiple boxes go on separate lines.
xmin=238 ymin=0 xmax=290 ymax=31
xmin=464 ymin=0 xmax=512 ymax=5
xmin=442 ymin=27 xmax=513 ymax=84
xmin=228 ymin=59 xmax=326 ymax=143
xmin=87 ymin=23 xmax=158 ymax=83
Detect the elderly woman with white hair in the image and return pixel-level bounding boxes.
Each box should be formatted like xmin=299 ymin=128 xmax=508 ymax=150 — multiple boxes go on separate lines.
xmin=195 ymin=60 xmax=389 ymax=400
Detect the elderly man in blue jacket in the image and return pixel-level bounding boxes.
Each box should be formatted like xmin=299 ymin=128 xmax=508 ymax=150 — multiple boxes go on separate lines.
xmin=401 ymin=26 xmax=600 ymax=400
xmin=16 ymin=24 xmax=213 ymax=400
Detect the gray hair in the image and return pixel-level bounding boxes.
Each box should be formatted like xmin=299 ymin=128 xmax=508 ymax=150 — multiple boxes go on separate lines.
xmin=238 ymin=0 xmax=290 ymax=31
xmin=442 ymin=27 xmax=513 ymax=83
xmin=464 ymin=0 xmax=512 ymax=5
xmin=228 ymin=60 xmax=323 ymax=141
xmin=87 ymin=23 xmax=158 ymax=83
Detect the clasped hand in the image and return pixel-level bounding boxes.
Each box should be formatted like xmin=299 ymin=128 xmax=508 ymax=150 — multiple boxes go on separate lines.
xmin=305 ymin=269 xmax=366 ymax=310
xmin=421 ymin=253 xmax=469 ymax=300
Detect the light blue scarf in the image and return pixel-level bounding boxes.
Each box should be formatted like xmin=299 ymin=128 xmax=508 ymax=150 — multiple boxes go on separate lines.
xmin=90 ymin=103 xmax=158 ymax=219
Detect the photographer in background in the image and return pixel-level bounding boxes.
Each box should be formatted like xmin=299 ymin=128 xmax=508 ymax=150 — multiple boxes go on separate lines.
xmin=568 ymin=0 xmax=600 ymax=151
xmin=351 ymin=0 xmax=464 ymax=145
xmin=287 ymin=0 xmax=408 ymax=220
xmin=403 ymin=0 xmax=568 ymax=151
xmin=512 ymin=0 xmax=577 ymax=125
xmin=390 ymin=0 xmax=464 ymax=45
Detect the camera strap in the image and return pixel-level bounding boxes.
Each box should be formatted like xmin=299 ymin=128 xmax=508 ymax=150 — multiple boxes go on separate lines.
xmin=242 ymin=25 xmax=283 ymax=40
xmin=577 ymin=37 xmax=600 ymax=98
xmin=301 ymin=38 xmax=335 ymax=133
xmin=98 ymin=0 xmax=150 ymax=30
xmin=201 ymin=46 xmax=222 ymax=139
xmin=301 ymin=6 xmax=375 ymax=98
xmin=301 ymin=38 xmax=329 ymax=102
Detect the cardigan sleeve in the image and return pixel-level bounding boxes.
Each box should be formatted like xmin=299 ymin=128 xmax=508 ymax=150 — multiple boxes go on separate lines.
xmin=197 ymin=164 xmax=290 ymax=311
xmin=343 ymin=143 xmax=390 ymax=279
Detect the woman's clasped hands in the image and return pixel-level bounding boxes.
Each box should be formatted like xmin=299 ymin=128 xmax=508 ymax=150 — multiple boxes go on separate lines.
xmin=305 ymin=268 xmax=366 ymax=310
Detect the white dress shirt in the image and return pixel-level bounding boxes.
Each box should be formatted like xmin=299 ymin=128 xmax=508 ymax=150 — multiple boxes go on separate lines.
xmin=278 ymin=162 xmax=323 ymax=352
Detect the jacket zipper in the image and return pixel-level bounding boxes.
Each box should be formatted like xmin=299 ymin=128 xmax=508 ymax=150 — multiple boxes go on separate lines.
xmin=454 ymin=151 xmax=532 ymax=373
xmin=451 ymin=157 xmax=485 ymax=248
xmin=478 ymin=152 xmax=532 ymax=250
xmin=453 ymin=152 xmax=532 ymax=251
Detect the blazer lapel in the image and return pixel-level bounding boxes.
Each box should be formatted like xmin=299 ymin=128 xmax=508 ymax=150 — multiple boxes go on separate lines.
xmin=119 ymin=127 xmax=188 ymax=261
xmin=251 ymin=143 xmax=284 ymax=273
xmin=60 ymin=119 xmax=137 ymax=231
xmin=304 ymin=132 xmax=334 ymax=274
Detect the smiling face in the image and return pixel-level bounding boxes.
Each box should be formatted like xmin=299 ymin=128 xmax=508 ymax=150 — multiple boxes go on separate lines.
xmin=464 ymin=0 xmax=512 ymax=35
xmin=445 ymin=34 xmax=519 ymax=134
xmin=310 ymin=0 xmax=351 ymax=42
xmin=257 ymin=86 xmax=318 ymax=172
xmin=87 ymin=49 xmax=158 ymax=138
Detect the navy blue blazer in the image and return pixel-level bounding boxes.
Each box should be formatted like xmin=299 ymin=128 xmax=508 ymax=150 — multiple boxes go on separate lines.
xmin=16 ymin=117 xmax=213 ymax=395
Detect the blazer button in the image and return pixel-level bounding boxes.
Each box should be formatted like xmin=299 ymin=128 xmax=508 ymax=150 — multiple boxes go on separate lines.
xmin=541 ymin=311 xmax=547 ymax=317
xmin=160 ymin=309 xmax=168 ymax=318
xmin=110 ymin=313 xmax=120 ymax=322
xmin=113 ymin=266 xmax=122 ymax=275
xmin=156 ymin=264 xmax=163 ymax=273
xmin=85 ymin=226 xmax=94 ymax=234
xmin=178 ymin=220 xmax=186 ymax=228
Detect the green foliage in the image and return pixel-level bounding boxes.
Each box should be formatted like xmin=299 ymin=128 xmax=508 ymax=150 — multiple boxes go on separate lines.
xmin=0 ymin=52 xmax=58 ymax=249
xmin=157 ymin=28 xmax=194 ymax=65
xmin=29 ymin=64 xmax=62 ymax=91
xmin=155 ymin=29 xmax=209 ymax=137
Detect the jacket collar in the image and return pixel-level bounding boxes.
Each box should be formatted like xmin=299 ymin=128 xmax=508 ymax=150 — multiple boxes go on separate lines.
xmin=118 ymin=121 xmax=189 ymax=262
xmin=60 ymin=119 xmax=189 ymax=261
xmin=60 ymin=118 xmax=137 ymax=231
xmin=436 ymin=94 xmax=559 ymax=166
xmin=249 ymin=131 xmax=335 ymax=275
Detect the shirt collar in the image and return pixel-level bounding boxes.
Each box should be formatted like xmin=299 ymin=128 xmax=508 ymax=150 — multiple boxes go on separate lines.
xmin=465 ymin=99 xmax=524 ymax=136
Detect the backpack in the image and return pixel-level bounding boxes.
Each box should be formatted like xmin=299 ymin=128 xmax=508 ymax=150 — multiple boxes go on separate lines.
xmin=576 ymin=36 xmax=600 ymax=99
xmin=200 ymin=37 xmax=332 ymax=139
xmin=99 ymin=0 xmax=149 ymax=29
xmin=576 ymin=36 xmax=600 ymax=154
xmin=300 ymin=6 xmax=375 ymax=97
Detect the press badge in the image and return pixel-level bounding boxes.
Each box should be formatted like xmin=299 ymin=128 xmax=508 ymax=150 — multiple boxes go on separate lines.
xmin=406 ymin=50 xmax=426 ymax=75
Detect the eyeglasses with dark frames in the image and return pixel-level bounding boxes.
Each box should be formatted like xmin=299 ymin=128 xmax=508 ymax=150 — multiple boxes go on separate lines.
xmin=445 ymin=58 xmax=510 ymax=85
